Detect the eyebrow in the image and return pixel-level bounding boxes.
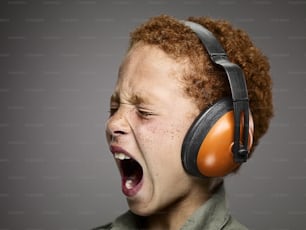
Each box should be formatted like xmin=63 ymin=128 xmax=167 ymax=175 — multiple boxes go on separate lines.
xmin=110 ymin=92 xmax=149 ymax=105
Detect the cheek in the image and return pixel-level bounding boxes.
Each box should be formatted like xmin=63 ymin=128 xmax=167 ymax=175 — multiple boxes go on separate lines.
xmin=136 ymin=120 xmax=193 ymax=185
xmin=146 ymin=120 xmax=182 ymax=138
xmin=137 ymin=120 xmax=189 ymax=156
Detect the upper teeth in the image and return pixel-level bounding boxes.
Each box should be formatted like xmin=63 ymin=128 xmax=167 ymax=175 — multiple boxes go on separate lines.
xmin=114 ymin=153 xmax=131 ymax=160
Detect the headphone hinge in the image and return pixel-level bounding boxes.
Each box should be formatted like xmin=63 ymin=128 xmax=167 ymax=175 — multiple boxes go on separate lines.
xmin=232 ymin=100 xmax=250 ymax=163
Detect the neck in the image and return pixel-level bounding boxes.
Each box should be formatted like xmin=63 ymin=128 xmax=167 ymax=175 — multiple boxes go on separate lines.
xmin=143 ymin=180 xmax=212 ymax=230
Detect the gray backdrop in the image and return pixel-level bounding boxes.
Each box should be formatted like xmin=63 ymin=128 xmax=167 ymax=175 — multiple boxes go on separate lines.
xmin=1 ymin=0 xmax=305 ymax=229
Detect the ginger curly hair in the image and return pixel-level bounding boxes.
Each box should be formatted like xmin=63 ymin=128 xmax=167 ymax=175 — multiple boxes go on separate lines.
xmin=128 ymin=15 xmax=273 ymax=151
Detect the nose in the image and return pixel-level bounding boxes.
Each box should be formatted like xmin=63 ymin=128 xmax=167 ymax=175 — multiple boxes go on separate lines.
xmin=105 ymin=107 xmax=131 ymax=143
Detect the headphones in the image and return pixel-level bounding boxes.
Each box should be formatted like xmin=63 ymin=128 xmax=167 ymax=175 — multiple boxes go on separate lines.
xmin=181 ymin=21 xmax=254 ymax=178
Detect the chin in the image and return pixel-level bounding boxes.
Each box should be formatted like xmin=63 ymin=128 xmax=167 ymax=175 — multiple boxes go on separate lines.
xmin=127 ymin=196 xmax=159 ymax=217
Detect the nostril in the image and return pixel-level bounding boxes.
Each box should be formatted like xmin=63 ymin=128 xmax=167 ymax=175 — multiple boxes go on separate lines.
xmin=109 ymin=130 xmax=127 ymax=143
xmin=114 ymin=130 xmax=126 ymax=135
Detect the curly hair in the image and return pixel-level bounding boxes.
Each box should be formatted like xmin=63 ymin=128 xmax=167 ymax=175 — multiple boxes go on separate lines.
xmin=128 ymin=15 xmax=273 ymax=152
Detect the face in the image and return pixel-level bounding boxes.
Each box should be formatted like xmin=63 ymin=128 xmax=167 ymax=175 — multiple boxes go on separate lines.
xmin=105 ymin=44 xmax=205 ymax=216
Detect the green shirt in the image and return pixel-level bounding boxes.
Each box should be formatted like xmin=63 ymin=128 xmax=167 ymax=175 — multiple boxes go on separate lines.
xmin=93 ymin=185 xmax=248 ymax=230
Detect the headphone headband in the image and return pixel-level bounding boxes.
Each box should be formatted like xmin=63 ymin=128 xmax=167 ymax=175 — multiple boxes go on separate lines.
xmin=182 ymin=20 xmax=250 ymax=163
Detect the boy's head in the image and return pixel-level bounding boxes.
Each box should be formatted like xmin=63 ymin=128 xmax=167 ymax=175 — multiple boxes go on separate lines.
xmin=105 ymin=15 xmax=273 ymax=216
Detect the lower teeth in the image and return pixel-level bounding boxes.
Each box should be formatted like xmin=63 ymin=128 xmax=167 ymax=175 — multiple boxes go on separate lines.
xmin=125 ymin=179 xmax=133 ymax=189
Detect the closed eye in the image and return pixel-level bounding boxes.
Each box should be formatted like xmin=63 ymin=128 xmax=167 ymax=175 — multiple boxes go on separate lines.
xmin=136 ymin=107 xmax=155 ymax=119
xmin=108 ymin=109 xmax=116 ymax=117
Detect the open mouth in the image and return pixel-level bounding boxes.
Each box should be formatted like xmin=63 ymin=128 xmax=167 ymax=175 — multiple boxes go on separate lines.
xmin=114 ymin=153 xmax=143 ymax=196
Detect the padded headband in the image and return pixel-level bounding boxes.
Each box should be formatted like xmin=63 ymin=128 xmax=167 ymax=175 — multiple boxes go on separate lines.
xmin=182 ymin=20 xmax=251 ymax=162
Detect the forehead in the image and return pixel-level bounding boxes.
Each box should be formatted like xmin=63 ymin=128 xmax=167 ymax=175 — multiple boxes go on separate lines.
xmin=119 ymin=44 xmax=181 ymax=79
xmin=113 ymin=44 xmax=188 ymax=102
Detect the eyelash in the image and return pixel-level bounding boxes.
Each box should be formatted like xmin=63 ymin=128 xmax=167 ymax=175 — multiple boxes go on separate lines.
xmin=109 ymin=107 xmax=118 ymax=116
xmin=136 ymin=108 xmax=154 ymax=118
xmin=108 ymin=106 xmax=154 ymax=119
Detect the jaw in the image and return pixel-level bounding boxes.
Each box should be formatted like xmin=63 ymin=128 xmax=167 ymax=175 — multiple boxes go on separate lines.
xmin=127 ymin=171 xmax=212 ymax=218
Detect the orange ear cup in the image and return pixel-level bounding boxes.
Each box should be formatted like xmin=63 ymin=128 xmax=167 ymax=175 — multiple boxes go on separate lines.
xmin=180 ymin=21 xmax=253 ymax=178
xmin=196 ymin=111 xmax=254 ymax=177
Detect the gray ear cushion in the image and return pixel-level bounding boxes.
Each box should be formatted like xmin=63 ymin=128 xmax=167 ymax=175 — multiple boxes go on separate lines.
xmin=181 ymin=97 xmax=233 ymax=177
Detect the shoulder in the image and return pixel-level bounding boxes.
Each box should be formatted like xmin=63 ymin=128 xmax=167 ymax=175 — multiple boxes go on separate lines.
xmin=91 ymin=211 xmax=141 ymax=230
xmin=222 ymin=215 xmax=249 ymax=230
xmin=91 ymin=222 xmax=113 ymax=230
